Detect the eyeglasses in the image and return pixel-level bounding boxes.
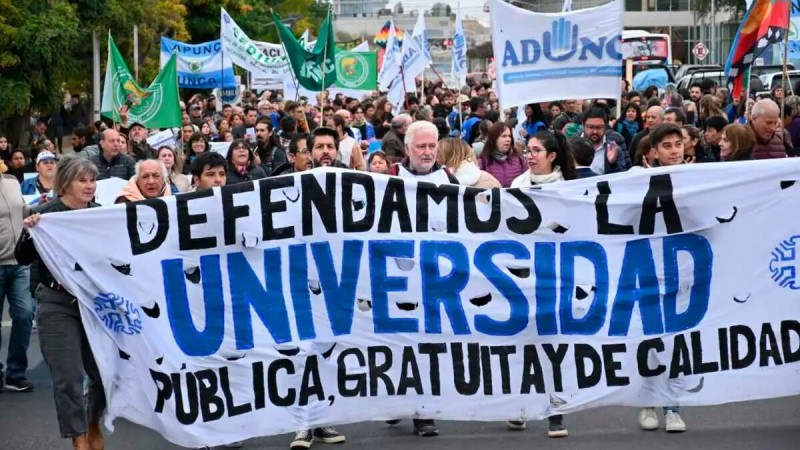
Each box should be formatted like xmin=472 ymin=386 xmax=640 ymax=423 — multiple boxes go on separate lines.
xmin=584 ymin=124 xmax=605 ymax=131
xmin=233 ymin=146 xmax=249 ymax=151
xmin=523 ymin=148 xmax=545 ymax=156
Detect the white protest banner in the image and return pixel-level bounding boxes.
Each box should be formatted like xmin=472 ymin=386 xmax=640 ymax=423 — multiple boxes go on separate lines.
xmin=29 ymin=161 xmax=800 ymax=448
xmin=220 ymin=8 xmax=304 ymax=79
xmin=209 ymin=141 xmax=231 ymax=155
xmin=490 ymin=0 xmax=623 ymax=109
xmin=95 ymin=177 xmax=130 ymax=206
xmin=250 ymin=38 xmax=317 ymax=91
xmin=146 ymin=129 xmax=178 ymax=150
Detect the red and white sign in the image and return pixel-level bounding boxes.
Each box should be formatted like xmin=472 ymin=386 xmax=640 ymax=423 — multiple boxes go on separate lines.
xmin=693 ymin=42 xmax=709 ymax=61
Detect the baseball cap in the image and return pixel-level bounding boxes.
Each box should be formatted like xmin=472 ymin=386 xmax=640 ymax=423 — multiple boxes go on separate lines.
xmin=457 ymin=94 xmax=470 ymax=104
xmin=36 ymin=151 xmax=57 ymax=164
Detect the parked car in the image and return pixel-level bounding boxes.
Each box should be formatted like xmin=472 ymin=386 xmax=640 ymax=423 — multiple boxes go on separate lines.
xmin=758 ymin=70 xmax=800 ymax=94
xmin=674 ymin=64 xmax=723 ymax=81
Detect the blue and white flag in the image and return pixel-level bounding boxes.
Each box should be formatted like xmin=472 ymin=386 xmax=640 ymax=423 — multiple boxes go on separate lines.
xmin=378 ymin=21 xmax=401 ymax=91
xmin=160 ymin=37 xmax=236 ymax=89
xmin=413 ymin=12 xmax=431 ymax=64
xmin=490 ymin=0 xmax=623 ymax=108
xmin=452 ymin=12 xmax=468 ymax=76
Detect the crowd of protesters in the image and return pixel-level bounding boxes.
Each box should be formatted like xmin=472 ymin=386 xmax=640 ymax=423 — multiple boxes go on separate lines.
xmin=0 ymin=73 xmax=796 ymax=450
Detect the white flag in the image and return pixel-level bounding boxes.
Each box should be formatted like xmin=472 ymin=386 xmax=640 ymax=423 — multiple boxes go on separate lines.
xmin=562 ymin=0 xmax=573 ymax=11
xmin=490 ymin=0 xmax=623 ymax=108
xmin=452 ymin=11 xmax=468 ymax=75
xmin=384 ymin=17 xmax=428 ymax=92
xmin=413 ymin=12 xmax=432 ymax=64
xmin=220 ymin=7 xmax=277 ymax=76
xmin=378 ymin=21 xmax=401 ymax=91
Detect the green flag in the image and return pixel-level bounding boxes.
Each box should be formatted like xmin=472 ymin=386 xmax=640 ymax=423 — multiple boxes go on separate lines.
xmin=101 ymin=35 xmax=181 ymax=129
xmin=335 ymin=51 xmax=377 ymax=90
xmin=273 ymin=11 xmax=337 ymax=91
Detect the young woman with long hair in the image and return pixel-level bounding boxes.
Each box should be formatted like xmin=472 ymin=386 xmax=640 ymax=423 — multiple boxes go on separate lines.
xmin=510 ymin=130 xmax=577 ymax=187
xmin=476 ymin=123 xmax=526 ymax=188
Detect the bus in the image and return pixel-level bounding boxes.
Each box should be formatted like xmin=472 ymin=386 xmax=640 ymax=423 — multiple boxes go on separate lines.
xmin=621 ymin=30 xmax=672 ymax=66
xmin=621 ymin=30 xmax=674 ymax=83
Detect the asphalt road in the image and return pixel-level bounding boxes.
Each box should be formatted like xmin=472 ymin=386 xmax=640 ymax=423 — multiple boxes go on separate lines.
xmin=0 ymin=326 xmax=798 ymax=450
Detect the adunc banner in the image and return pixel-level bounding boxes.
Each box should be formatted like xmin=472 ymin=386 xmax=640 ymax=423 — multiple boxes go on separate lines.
xmin=490 ymin=0 xmax=623 ymax=108
xmin=160 ymin=37 xmax=236 ymax=89
xmin=30 ymin=160 xmax=800 ymax=448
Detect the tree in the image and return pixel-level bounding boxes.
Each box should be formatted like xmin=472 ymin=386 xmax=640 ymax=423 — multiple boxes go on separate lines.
xmin=181 ymin=0 xmax=327 ymax=44
xmin=136 ymin=0 xmax=190 ymax=83
xmin=0 ymin=0 xmax=80 ymax=142
xmin=692 ymin=0 xmax=747 ymax=20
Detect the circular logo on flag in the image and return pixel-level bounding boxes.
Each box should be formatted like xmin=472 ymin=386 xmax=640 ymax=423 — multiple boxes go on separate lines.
xmin=336 ymin=53 xmax=370 ymax=89
xmin=189 ymin=60 xmax=204 ymax=74
xmin=769 ymin=235 xmax=800 ymax=290
xmin=111 ymin=68 xmax=164 ymax=125
xmin=93 ymin=292 xmax=143 ymax=335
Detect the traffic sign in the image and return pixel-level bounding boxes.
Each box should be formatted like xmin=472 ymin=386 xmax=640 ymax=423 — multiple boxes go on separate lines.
xmin=693 ymin=42 xmax=709 ymax=61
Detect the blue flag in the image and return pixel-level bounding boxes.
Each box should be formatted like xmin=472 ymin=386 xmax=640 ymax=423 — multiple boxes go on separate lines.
xmin=160 ymin=37 xmax=236 ymax=89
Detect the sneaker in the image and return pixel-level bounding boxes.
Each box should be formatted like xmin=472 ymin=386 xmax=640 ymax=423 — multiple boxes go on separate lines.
xmin=506 ymin=421 xmax=527 ymax=430
xmin=413 ymin=419 xmax=439 ymax=437
xmin=224 ymin=441 xmax=244 ymax=448
xmin=547 ymin=422 xmax=569 ymax=438
xmin=386 ymin=419 xmax=401 ymax=425
xmin=5 ymin=378 xmax=33 ymax=392
xmin=313 ymin=427 xmax=345 ymax=444
xmin=638 ymin=408 xmax=659 ymax=431
xmin=664 ymin=411 xmax=686 ymax=433
xmin=290 ymin=429 xmax=313 ymax=449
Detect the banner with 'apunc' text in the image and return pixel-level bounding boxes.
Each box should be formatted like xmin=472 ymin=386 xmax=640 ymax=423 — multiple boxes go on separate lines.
xmin=490 ymin=0 xmax=624 ymax=108
xmin=160 ymin=37 xmax=236 ymax=89
xmin=30 ymin=161 xmax=800 ymax=448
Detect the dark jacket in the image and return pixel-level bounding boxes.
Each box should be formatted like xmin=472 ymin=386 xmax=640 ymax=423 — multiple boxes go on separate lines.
xmin=577 ymin=167 xmax=600 ymax=178
xmin=88 ymin=152 xmax=136 ymax=180
xmin=16 ymin=198 xmax=100 ymax=294
xmin=629 ymin=129 xmax=649 ymax=163
xmin=586 ymin=129 xmax=630 ymax=174
xmin=226 ymin=164 xmax=267 ymax=185
xmin=271 ymin=163 xmax=297 ymax=176
xmin=256 ymin=144 xmax=289 ymax=176
xmin=381 ymin=129 xmax=405 ymax=162
xmin=128 ymin=140 xmax=156 ymax=161
xmin=751 ymin=125 xmax=793 ymax=159
xmin=696 ymin=144 xmax=720 ymax=163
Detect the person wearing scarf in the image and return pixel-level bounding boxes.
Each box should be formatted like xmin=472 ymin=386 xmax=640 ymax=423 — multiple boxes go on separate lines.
xmin=114 ymin=159 xmax=173 ymax=203
xmin=510 ymin=130 xmax=578 ymax=188
xmin=225 ymin=139 xmax=267 ymax=186
xmin=507 ymin=130 xmax=577 ymax=439
xmin=614 ymin=103 xmax=643 ymax=148
xmin=477 ymin=123 xmax=526 ymax=187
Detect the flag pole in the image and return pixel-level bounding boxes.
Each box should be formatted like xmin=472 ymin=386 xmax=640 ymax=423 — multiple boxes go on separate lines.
xmin=401 ymin=65 xmax=409 ymax=111
xmin=781 ymin=9 xmax=791 ymax=116
xmin=321 ymin=4 xmax=331 ymax=99
xmin=271 ymin=9 xmax=302 ymax=102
